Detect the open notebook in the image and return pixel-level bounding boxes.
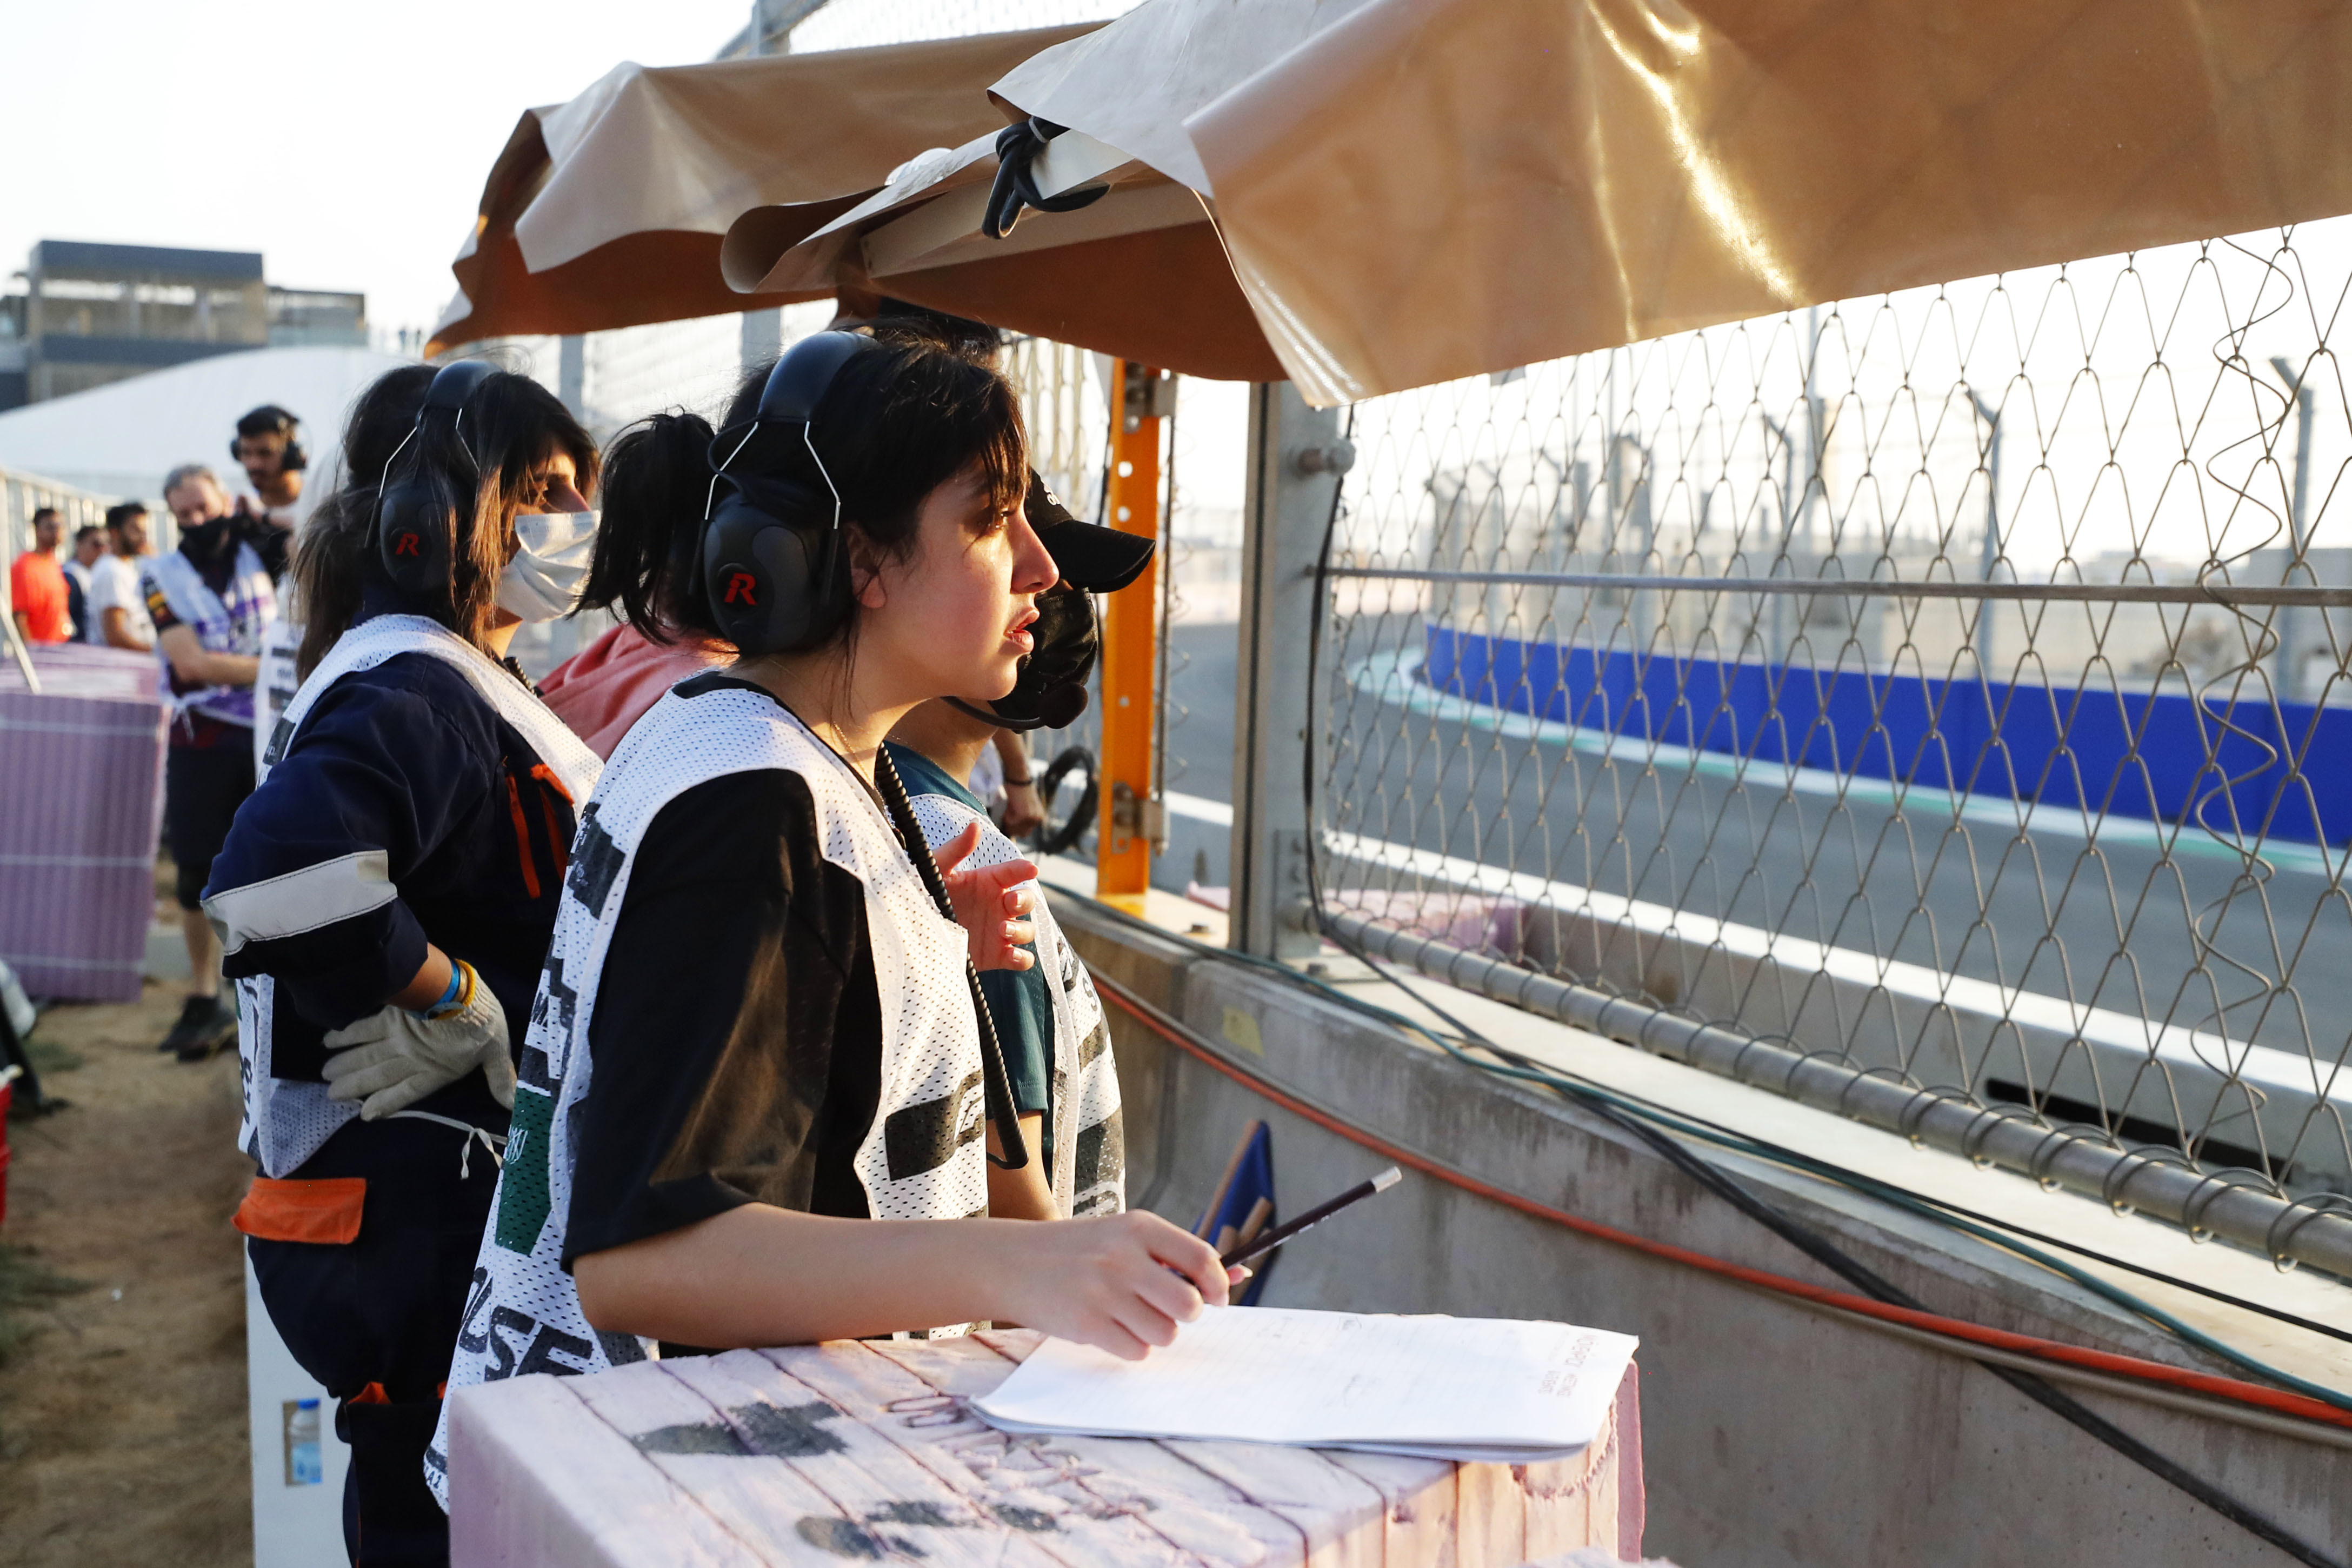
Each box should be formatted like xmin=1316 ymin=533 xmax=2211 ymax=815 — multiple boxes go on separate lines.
xmin=973 ymin=1306 xmax=1638 ymax=1463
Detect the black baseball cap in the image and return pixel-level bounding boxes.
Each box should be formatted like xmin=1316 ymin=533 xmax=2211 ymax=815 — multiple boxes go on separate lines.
xmin=1028 ymin=471 xmax=1154 ymax=591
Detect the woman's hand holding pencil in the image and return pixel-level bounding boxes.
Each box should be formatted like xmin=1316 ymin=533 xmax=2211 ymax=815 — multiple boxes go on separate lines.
xmin=987 ymin=1211 xmax=1251 ymax=1362
xmin=980 ymin=1162 xmax=1400 ymax=1364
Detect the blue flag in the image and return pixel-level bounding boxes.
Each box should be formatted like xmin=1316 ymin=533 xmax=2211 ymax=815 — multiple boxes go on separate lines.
xmin=1193 ymin=1120 xmax=1276 ymax=1306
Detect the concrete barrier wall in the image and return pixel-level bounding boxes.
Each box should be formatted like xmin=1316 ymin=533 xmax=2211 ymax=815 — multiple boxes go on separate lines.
xmin=1056 ymin=895 xmax=2351 ymax=1567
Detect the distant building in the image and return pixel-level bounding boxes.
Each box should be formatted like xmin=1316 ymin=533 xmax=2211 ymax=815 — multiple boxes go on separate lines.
xmin=266 ymin=285 xmax=369 ymax=350
xmin=23 ymin=241 xmax=267 ymax=402
xmin=0 ymin=293 xmax=24 ymax=411
xmin=0 ymin=240 xmax=367 ymax=410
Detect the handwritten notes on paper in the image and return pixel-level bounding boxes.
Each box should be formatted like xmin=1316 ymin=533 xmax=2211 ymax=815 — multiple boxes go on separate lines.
xmin=972 ymin=1307 xmax=1638 ymax=1463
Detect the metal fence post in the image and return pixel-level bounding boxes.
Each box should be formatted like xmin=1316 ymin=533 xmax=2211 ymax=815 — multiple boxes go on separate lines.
xmin=557 ymin=335 xmax=587 ymax=421
xmin=1096 ymin=361 xmax=1171 ymax=912
xmin=1231 ymin=383 xmax=1348 ymax=959
xmin=2268 ymin=355 xmax=2316 ymax=700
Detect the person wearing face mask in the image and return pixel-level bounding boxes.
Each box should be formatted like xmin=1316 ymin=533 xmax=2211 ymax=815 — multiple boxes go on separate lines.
xmin=146 ymin=464 xmax=281 ymax=1058
xmin=201 ymin=362 xmax=602 ymax=1568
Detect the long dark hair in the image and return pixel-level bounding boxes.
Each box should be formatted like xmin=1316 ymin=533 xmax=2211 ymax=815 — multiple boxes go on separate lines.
xmin=583 ymin=331 xmax=1026 ymax=652
xmin=294 ymin=365 xmax=598 ymax=677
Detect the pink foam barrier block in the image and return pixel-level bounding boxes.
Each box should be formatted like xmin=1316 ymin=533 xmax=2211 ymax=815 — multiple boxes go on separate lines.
xmin=1 ymin=645 xmax=166 ymax=1002
xmin=1330 ymin=885 xmax=1527 ymax=957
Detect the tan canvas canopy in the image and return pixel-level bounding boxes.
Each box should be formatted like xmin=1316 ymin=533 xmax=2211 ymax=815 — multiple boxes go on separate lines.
xmin=729 ymin=0 xmax=2352 ymax=402
xmin=714 ymin=1 xmax=1361 ymax=379
xmin=1183 ymin=0 xmax=2352 ymax=403
xmin=446 ymin=0 xmax=2352 ymax=401
xmin=427 ymin=23 xmax=1098 ymax=351
xmin=722 ymin=119 xmax=1288 ymax=381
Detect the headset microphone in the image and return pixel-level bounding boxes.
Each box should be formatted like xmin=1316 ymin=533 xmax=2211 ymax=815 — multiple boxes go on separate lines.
xmin=945 ymin=471 xmax=1156 ymax=732
xmin=700 ymin=331 xmax=882 ymax=656
xmin=375 ymin=361 xmax=499 ymax=597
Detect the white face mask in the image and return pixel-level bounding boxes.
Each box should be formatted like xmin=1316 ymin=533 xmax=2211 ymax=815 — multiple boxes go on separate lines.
xmin=498 ymin=510 xmax=597 ymax=623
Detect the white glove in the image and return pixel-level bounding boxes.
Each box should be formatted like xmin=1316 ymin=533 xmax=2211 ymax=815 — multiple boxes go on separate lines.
xmin=322 ymin=962 xmax=515 ymax=1120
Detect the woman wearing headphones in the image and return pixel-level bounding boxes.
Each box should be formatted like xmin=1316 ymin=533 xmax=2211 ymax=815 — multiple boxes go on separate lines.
xmin=202 ymin=363 xmax=603 ymax=1567
xmin=431 ymin=332 xmax=1235 ymax=1505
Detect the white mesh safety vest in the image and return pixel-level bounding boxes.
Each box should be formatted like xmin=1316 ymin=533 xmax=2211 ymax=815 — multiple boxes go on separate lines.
xmin=903 ymin=788 xmax=1125 ymax=1218
xmin=227 ymin=616 xmax=603 ymax=1177
xmin=426 ymin=683 xmax=989 ymax=1509
xmin=143 ymin=541 xmax=276 ymax=730
xmin=250 ymin=617 xmax=303 ymax=776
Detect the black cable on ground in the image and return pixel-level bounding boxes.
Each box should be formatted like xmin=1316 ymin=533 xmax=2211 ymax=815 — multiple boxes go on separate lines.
xmin=1291 ymin=441 xmax=2347 ymax=1568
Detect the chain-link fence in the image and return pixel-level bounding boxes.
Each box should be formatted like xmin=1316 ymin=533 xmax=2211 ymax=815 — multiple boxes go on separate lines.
xmin=1318 ymin=219 xmax=2352 ymax=1210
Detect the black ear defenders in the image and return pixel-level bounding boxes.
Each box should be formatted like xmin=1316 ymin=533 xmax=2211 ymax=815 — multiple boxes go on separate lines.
xmin=375 ymin=361 xmax=499 ymax=597
xmin=701 ymin=331 xmax=883 ymax=656
xmin=232 ymin=405 xmax=308 ymax=473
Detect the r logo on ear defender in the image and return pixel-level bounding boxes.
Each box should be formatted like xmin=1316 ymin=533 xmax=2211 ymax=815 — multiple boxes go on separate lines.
xmin=376 ymin=358 xmax=499 ymax=597
xmin=699 ymin=331 xmax=883 ymax=656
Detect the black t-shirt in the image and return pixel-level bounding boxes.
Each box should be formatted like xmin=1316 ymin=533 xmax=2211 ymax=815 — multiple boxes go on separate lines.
xmin=562 ymin=680 xmax=891 ymax=1267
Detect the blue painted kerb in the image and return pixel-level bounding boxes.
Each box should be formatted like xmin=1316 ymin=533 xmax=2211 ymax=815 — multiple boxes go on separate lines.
xmin=1421 ymin=623 xmax=2352 ymax=846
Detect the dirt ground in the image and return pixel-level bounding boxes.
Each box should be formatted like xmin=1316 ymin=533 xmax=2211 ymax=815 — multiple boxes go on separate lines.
xmin=0 ymin=965 xmax=254 ymax=1567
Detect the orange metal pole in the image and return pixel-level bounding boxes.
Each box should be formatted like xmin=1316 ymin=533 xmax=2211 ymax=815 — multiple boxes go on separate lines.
xmin=1095 ymin=361 xmax=1166 ymax=912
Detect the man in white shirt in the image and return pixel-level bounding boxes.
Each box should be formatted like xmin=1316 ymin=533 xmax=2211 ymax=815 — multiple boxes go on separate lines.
xmin=87 ymin=503 xmax=157 ymax=652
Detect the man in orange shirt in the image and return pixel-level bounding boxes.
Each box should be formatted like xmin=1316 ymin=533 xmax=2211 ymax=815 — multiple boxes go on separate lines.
xmin=9 ymin=508 xmax=70 ymax=645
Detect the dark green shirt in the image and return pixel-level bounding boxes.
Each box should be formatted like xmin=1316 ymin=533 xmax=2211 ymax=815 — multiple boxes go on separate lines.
xmin=884 ymin=743 xmax=1055 ymax=1148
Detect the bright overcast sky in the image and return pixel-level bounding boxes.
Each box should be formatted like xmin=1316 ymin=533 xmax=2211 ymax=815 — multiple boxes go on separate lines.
xmin=4 ymin=0 xmax=758 ymax=338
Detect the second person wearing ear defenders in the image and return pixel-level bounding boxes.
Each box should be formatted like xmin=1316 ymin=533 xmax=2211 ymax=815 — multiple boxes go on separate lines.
xmin=886 ymin=471 xmax=1155 ymax=1222
xmin=202 ymin=363 xmax=603 ymax=1568
xmin=233 ymin=403 xmax=313 ymax=777
xmin=429 ymin=331 xmax=1237 ymax=1506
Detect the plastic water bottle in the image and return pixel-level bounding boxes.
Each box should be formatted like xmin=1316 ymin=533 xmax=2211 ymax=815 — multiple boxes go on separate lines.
xmin=284 ymin=1398 xmax=323 ymax=1486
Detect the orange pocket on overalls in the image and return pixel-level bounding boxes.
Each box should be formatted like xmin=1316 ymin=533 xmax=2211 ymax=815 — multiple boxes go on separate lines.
xmin=232 ymin=1177 xmax=366 ymax=1245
